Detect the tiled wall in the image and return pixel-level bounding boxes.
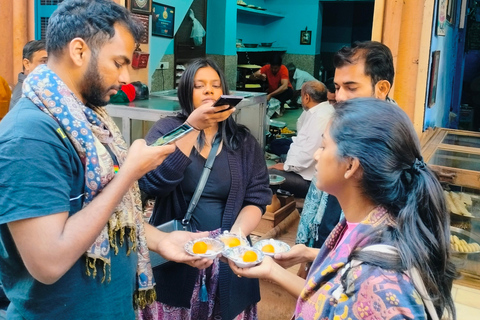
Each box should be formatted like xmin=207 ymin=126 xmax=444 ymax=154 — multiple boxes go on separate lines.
xmin=207 ymin=54 xmax=238 ymax=91
xmin=283 ymin=54 xmax=318 ymax=80
xmin=151 ymin=54 xmax=175 ymax=92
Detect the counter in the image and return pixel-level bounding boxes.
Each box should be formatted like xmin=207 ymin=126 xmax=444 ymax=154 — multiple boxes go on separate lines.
xmin=106 ymin=90 xmax=267 ymax=147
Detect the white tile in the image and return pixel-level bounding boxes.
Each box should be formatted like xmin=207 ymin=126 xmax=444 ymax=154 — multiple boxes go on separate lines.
xmin=455 ymin=302 xmax=480 ymax=320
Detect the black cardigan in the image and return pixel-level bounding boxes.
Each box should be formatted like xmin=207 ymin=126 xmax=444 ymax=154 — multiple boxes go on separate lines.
xmin=139 ymin=116 xmax=272 ymax=319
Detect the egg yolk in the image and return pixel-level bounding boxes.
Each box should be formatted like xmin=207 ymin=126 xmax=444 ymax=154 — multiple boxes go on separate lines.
xmin=192 ymin=241 xmax=208 ymax=254
xmin=262 ymin=244 xmax=275 ymax=253
xmin=243 ymin=250 xmax=258 ymax=262
xmin=228 ymin=237 xmax=241 ymax=248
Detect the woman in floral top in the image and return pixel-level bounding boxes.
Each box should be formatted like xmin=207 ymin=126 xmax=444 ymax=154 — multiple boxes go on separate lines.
xmin=229 ymin=98 xmax=456 ymax=320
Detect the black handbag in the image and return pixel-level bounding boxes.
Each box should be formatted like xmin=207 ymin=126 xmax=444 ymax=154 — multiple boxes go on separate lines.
xmin=149 ymin=134 xmax=221 ymax=267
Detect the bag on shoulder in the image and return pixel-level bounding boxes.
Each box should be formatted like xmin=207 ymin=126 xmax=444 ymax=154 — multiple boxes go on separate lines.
xmin=148 ymin=134 xmax=221 ymax=268
xmin=149 ymin=219 xmax=192 ymax=267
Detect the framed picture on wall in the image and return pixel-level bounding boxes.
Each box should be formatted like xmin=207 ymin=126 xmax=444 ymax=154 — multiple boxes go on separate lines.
xmin=446 ymin=0 xmax=456 ymax=25
xmin=128 ymin=0 xmax=152 ymax=15
xmin=132 ymin=13 xmax=150 ymax=44
xmin=437 ymin=0 xmax=447 ymax=36
xmin=152 ymin=3 xmax=175 ymax=38
xmin=300 ymin=30 xmax=311 ymax=45
xmin=428 ymin=51 xmax=440 ymax=107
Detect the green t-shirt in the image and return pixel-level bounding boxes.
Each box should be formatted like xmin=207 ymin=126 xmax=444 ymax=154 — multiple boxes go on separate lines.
xmin=0 ymin=99 xmax=137 ymax=319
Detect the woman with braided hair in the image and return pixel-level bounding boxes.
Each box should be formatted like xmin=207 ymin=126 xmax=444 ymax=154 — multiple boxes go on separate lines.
xmin=230 ymin=97 xmax=456 ymax=320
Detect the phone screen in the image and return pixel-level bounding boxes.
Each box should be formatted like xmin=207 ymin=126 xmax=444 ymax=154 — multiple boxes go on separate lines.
xmin=150 ymin=124 xmax=193 ymax=146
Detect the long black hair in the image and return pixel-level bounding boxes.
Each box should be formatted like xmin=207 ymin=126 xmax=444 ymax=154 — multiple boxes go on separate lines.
xmin=329 ymin=98 xmax=455 ymax=319
xmin=177 ymin=58 xmax=249 ymax=150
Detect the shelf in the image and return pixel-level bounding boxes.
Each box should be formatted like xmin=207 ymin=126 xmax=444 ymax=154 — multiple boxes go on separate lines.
xmin=237 ymin=5 xmax=284 ymax=19
xmin=237 ymin=47 xmax=287 ymax=53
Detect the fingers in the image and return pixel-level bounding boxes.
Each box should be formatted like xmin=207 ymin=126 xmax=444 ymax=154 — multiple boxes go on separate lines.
xmin=188 ymin=258 xmax=212 ymax=269
xmin=187 ymin=103 xmax=235 ymax=131
xmin=191 ymin=231 xmax=210 ymax=239
xmin=152 ymin=144 xmax=175 ymax=154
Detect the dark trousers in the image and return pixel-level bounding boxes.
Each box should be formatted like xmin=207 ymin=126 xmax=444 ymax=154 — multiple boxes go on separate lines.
xmin=268 ymin=168 xmax=310 ymax=198
xmin=272 ymin=87 xmax=294 ymax=106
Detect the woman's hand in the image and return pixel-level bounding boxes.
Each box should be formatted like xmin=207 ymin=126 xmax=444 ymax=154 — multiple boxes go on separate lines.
xmin=228 ymin=255 xmax=277 ymax=280
xmin=155 ymin=230 xmax=213 ymax=269
xmin=273 ymin=244 xmax=318 ymax=269
xmin=186 ymin=101 xmax=235 ymax=131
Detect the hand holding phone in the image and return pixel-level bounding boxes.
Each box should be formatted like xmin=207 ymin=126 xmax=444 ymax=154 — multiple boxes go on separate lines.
xmin=150 ymin=124 xmax=193 ymax=146
xmin=213 ymin=95 xmax=243 ymax=113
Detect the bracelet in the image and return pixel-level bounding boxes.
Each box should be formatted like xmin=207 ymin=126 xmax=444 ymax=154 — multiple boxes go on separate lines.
xmin=184 ymin=120 xmax=200 ymax=131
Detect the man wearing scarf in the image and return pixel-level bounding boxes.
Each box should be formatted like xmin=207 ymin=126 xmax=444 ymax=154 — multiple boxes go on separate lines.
xmin=0 ymin=1 xmax=211 ymax=319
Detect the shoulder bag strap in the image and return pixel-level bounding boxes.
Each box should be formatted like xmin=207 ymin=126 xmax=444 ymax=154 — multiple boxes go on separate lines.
xmin=355 ymin=244 xmax=439 ymax=320
xmin=181 ymin=133 xmax=222 ymax=226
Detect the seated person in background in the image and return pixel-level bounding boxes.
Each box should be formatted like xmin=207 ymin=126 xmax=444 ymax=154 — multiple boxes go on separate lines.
xmin=325 ymin=77 xmax=336 ymax=105
xmin=287 ymin=63 xmax=318 ymax=107
xmin=10 ymin=40 xmax=47 ymax=110
xmin=251 ymin=54 xmax=293 ymax=114
xmin=268 ymin=81 xmax=334 ymax=198
xmin=230 ymin=98 xmax=456 ymax=320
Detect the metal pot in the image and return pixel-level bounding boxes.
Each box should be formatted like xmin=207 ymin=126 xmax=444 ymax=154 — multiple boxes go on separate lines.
xmin=244 ymin=43 xmax=258 ymax=48
xmin=260 ymin=41 xmax=276 ymax=47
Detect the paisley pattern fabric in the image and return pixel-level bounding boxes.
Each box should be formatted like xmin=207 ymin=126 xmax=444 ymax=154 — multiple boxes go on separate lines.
xmin=296 ymin=176 xmax=343 ymax=246
xmin=23 ymin=65 xmax=155 ymax=308
xmin=295 ymin=207 xmax=428 ymax=320
xmin=138 ymin=229 xmax=258 ymax=320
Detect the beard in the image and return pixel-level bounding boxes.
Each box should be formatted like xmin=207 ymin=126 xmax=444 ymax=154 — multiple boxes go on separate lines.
xmin=80 ymin=53 xmax=119 ymax=107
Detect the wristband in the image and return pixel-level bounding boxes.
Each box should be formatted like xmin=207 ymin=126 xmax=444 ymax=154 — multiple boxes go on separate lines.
xmin=184 ymin=120 xmax=200 ymax=131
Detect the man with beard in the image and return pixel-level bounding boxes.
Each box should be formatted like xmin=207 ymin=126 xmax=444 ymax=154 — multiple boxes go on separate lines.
xmin=274 ymin=41 xmax=396 ymax=275
xmin=0 ymin=0 xmax=224 ymax=319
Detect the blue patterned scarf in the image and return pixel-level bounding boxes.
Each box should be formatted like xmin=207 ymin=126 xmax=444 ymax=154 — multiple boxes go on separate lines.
xmin=23 ymin=65 xmax=155 ymax=309
xmin=296 ymin=176 xmax=344 ymax=246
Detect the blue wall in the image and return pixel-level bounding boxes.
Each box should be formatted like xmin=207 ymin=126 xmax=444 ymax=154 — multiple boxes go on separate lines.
xmin=148 ymin=0 xmax=194 ymax=81
xmin=208 ymin=0 xmax=320 ymax=56
xmin=264 ymin=0 xmax=320 ymax=55
xmin=424 ymin=0 xmax=466 ymax=130
xmin=206 ymin=0 xmax=236 ymax=56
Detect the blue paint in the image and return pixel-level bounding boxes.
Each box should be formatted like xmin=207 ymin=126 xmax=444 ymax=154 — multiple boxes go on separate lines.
xmin=424 ymin=0 xmax=466 ymax=130
xmin=206 ymin=0 xmax=236 ymax=55
xmin=206 ymin=0 xmax=320 ymax=56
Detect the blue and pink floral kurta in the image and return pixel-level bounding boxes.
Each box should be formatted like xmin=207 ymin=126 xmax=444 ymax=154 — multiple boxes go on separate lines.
xmin=295 ymin=207 xmax=428 ymax=320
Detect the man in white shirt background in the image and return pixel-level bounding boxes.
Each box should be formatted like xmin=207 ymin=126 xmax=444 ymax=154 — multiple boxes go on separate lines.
xmin=287 ymin=63 xmax=318 ymax=108
xmin=268 ymin=81 xmax=334 ymax=198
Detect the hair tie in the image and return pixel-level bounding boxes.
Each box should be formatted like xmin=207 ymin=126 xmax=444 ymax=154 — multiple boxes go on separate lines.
xmin=411 ymin=157 xmax=426 ymax=174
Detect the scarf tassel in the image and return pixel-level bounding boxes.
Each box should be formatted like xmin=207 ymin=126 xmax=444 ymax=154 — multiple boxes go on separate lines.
xmin=200 ymin=273 xmax=208 ymax=302
xmin=134 ymin=288 xmax=157 ymax=309
xmin=85 ymin=257 xmax=111 ymax=283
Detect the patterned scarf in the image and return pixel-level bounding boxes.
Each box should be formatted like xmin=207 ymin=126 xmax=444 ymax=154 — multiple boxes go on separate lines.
xmin=23 ymin=65 xmax=155 ymax=309
xmin=296 ymin=176 xmax=344 ymax=246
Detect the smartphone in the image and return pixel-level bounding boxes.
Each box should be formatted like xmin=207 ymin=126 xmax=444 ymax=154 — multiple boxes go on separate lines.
xmin=150 ymin=124 xmax=194 ymax=146
xmin=213 ymin=95 xmax=244 ymax=113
